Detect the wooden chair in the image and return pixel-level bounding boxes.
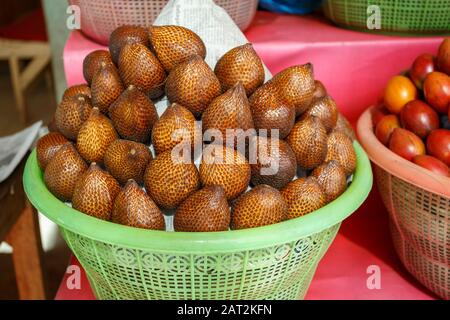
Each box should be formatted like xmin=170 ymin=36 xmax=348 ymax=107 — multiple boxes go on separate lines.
xmin=0 ymin=38 xmax=51 ymax=123
xmin=0 ymin=155 xmax=47 ymax=299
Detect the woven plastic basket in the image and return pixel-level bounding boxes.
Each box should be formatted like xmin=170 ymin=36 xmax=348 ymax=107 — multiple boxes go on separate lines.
xmin=23 ymin=142 xmax=372 ymax=300
xmin=69 ymin=0 xmax=259 ymax=45
xmin=323 ymin=0 xmax=450 ymax=35
xmin=357 ymin=107 xmax=450 ymax=300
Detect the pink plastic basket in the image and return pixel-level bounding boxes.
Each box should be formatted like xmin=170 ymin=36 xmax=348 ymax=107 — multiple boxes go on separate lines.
xmin=69 ymin=0 xmax=259 ymax=45
xmin=357 ymin=107 xmax=450 ymax=300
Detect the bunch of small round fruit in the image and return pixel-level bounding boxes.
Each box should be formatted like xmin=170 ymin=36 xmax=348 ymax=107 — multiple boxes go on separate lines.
xmin=374 ymin=38 xmax=450 ymax=177
xmin=36 ymin=25 xmax=356 ymax=232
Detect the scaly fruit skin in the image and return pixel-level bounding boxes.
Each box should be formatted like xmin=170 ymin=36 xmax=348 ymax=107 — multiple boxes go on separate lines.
xmin=250 ymin=136 xmax=297 ymax=190
xmin=62 ymin=84 xmax=91 ymax=101
xmin=109 ymin=85 xmax=159 ymax=143
xmin=148 ymin=25 xmax=206 ymax=72
xmin=231 ymin=184 xmax=287 ymax=230
xmin=199 ymin=145 xmax=251 ymax=200
xmin=174 ymin=185 xmax=230 ymax=232
xmin=91 ymin=63 xmax=124 ymax=113
xmin=104 ymin=139 xmax=152 ymax=185
xmin=281 ymin=177 xmax=327 ymax=219
xmin=202 ymin=83 xmax=254 ymax=146
xmin=55 ymin=95 xmax=92 ymax=140
xmin=165 ymin=55 xmax=221 ymax=118
xmin=109 ymin=25 xmax=149 ymax=64
xmin=249 ymin=82 xmax=295 ymax=139
xmin=72 ymin=163 xmax=121 ymax=221
xmin=118 ymin=43 xmax=166 ymax=99
xmin=36 ymin=132 xmax=68 ymax=170
xmin=83 ymin=50 xmax=114 ymax=85
xmin=214 ymin=43 xmax=265 ymax=96
xmin=325 ymin=130 xmax=357 ymax=176
xmin=286 ymin=116 xmax=328 ymax=170
xmin=312 ymin=160 xmax=347 ymax=203
xmin=144 ymin=151 xmax=200 ymax=209
xmin=301 ymin=96 xmax=338 ymax=132
xmin=112 ymin=180 xmax=165 ymax=230
xmin=313 ymin=80 xmax=327 ymax=99
xmin=44 ymin=143 xmax=88 ymax=201
xmin=269 ymin=63 xmax=315 ymax=115
xmin=76 ymin=108 xmax=118 ymax=164
xmin=151 ymin=103 xmax=199 ymax=155
xmin=334 ymin=112 xmax=356 ymax=141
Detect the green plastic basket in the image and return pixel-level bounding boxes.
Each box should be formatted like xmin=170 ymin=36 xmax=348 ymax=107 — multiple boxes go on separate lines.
xmin=323 ymin=0 xmax=450 ymax=35
xmin=23 ymin=142 xmax=372 ymax=300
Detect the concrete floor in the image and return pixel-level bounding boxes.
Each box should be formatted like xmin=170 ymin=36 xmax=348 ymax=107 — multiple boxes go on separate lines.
xmin=0 ymin=62 xmax=71 ymax=299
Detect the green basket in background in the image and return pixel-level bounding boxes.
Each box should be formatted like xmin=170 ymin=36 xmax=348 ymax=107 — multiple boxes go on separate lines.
xmin=323 ymin=0 xmax=450 ymax=35
xmin=23 ymin=142 xmax=372 ymax=300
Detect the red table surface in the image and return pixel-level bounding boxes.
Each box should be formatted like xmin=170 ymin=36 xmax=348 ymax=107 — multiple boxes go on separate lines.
xmin=57 ymin=11 xmax=442 ymax=300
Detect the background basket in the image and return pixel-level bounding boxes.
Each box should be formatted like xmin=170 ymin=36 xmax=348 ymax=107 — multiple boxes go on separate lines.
xmin=323 ymin=0 xmax=450 ymax=35
xmin=357 ymin=107 xmax=450 ymax=300
xmin=23 ymin=143 xmax=372 ymax=300
xmin=69 ymin=0 xmax=259 ymax=45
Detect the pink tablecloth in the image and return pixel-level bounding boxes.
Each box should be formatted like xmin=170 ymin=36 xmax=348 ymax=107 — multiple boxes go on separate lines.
xmin=58 ymin=11 xmax=442 ymax=300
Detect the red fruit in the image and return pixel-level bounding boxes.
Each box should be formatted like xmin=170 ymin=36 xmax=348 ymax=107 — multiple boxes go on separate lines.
xmin=423 ymin=71 xmax=450 ymax=114
xmin=384 ymin=75 xmax=417 ymax=114
xmin=412 ymin=155 xmax=449 ymax=177
xmin=410 ymin=53 xmax=436 ymax=89
xmin=371 ymin=104 xmax=390 ymax=128
xmin=400 ymin=100 xmax=439 ymax=138
xmin=427 ymin=129 xmax=450 ymax=166
xmin=375 ymin=114 xmax=400 ymax=146
xmin=437 ymin=38 xmax=450 ymax=75
xmin=389 ymin=128 xmax=425 ymax=161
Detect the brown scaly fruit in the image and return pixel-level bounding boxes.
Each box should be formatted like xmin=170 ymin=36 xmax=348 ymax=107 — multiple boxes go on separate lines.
xmin=36 ymin=132 xmax=68 ymax=170
xmin=281 ymin=177 xmax=327 ymax=219
xmin=72 ymin=163 xmax=121 ymax=221
xmin=313 ymin=80 xmax=327 ymax=99
xmin=76 ymin=108 xmax=118 ymax=164
xmin=286 ymin=116 xmax=328 ymax=170
xmin=118 ymin=43 xmax=166 ymax=99
xmin=325 ymin=130 xmax=357 ymax=176
xmin=62 ymin=84 xmax=91 ymax=101
xmin=109 ymin=85 xmax=159 ymax=143
xmin=165 ymin=55 xmax=221 ymax=118
xmin=249 ymin=136 xmax=297 ymax=190
xmin=148 ymin=25 xmax=206 ymax=72
xmin=83 ymin=50 xmax=114 ymax=85
xmin=174 ymin=185 xmax=230 ymax=232
xmin=202 ymin=83 xmax=254 ymax=146
xmin=112 ymin=180 xmax=165 ymax=230
xmin=311 ymin=160 xmax=347 ymax=203
xmin=214 ymin=43 xmax=265 ymax=96
xmin=55 ymin=94 xmax=92 ymax=140
xmin=144 ymin=150 xmax=200 ymax=209
xmin=301 ymin=95 xmax=338 ymax=132
xmin=269 ymin=64 xmax=315 ymax=115
xmin=44 ymin=143 xmax=87 ymax=201
xmin=91 ymin=62 xmax=124 ymax=113
xmin=151 ymin=103 xmax=199 ymax=155
xmin=231 ymin=185 xmax=287 ymax=230
xmin=334 ymin=112 xmax=356 ymax=141
xmin=109 ymin=25 xmax=149 ymax=64
xmin=249 ymin=82 xmax=295 ymax=139
xmin=199 ymin=144 xmax=251 ymax=200
xmin=47 ymin=116 xmax=59 ymax=133
xmin=104 ymin=139 xmax=152 ymax=185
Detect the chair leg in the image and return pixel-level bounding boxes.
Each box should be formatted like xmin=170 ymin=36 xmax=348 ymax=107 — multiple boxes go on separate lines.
xmin=6 ymin=201 xmax=47 ymax=300
xmin=8 ymin=56 xmax=27 ymax=124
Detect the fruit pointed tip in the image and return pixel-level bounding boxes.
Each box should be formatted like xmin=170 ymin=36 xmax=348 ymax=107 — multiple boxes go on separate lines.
xmin=130 ymin=148 xmax=136 ymax=156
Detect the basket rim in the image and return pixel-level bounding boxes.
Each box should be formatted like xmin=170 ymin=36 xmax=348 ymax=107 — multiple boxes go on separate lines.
xmin=23 ymin=142 xmax=372 ymax=253
xmin=357 ymin=106 xmax=450 ymax=199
